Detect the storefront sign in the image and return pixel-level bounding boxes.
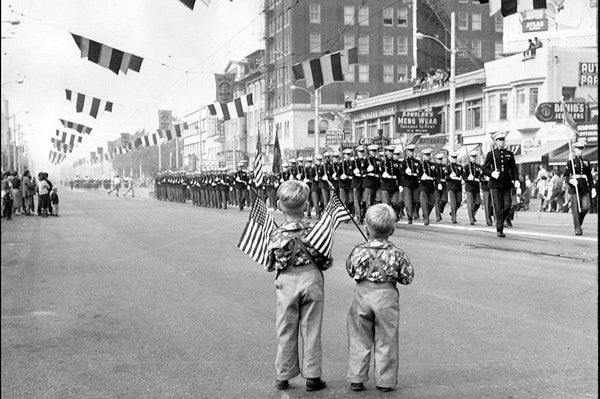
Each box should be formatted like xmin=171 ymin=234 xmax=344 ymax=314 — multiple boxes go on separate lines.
xmin=577 ymin=123 xmax=598 ymax=144
xmin=396 ymin=110 xmax=440 ymax=134
xmin=579 ymin=62 xmax=598 ymax=86
xmin=325 ymin=129 xmax=344 ymax=145
xmin=535 ymin=102 xmax=587 ymax=123
xmin=353 ymin=106 xmax=396 ymax=122
xmin=522 ymin=18 xmax=548 ymax=32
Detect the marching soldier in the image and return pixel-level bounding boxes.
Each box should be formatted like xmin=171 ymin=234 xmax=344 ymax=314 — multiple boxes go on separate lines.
xmin=305 ymin=157 xmax=320 ymax=218
xmin=480 ymin=168 xmax=494 ymax=226
xmin=248 ymin=170 xmax=257 ymax=205
xmin=433 ymin=153 xmax=448 ymax=222
xmin=417 ymin=148 xmax=437 ymax=225
xmin=363 ymin=145 xmax=381 ymax=211
xmin=352 ymin=146 xmax=369 ymax=223
xmin=482 ymin=132 xmax=518 ymax=237
xmin=281 ymin=161 xmax=291 ymax=182
xmin=219 ymin=167 xmax=230 ymax=209
xmin=563 ymin=140 xmax=596 ymax=235
xmin=234 ymin=162 xmax=249 ymax=211
xmin=445 ymin=152 xmax=463 ymax=224
xmin=266 ymin=172 xmax=278 ymax=210
xmin=463 ymin=151 xmax=482 ymax=225
xmin=338 ymin=149 xmax=353 ymax=214
xmin=201 ymin=171 xmax=210 ymax=207
xmin=316 ymin=153 xmax=330 ymax=208
xmin=393 ymin=146 xmax=406 ymax=220
xmin=289 ymin=159 xmax=298 ymax=180
xmin=380 ymin=145 xmax=398 ymax=208
xmin=399 ymin=144 xmax=420 ymax=224
xmin=329 ymin=152 xmax=340 ymax=198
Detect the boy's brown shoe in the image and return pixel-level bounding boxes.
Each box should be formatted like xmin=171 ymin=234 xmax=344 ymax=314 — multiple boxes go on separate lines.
xmin=306 ymin=378 xmax=327 ymax=391
xmin=276 ymin=380 xmax=289 ymax=390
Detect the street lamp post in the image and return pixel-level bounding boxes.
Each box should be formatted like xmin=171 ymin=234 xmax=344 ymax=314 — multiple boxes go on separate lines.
xmin=1 ymin=79 xmax=24 ymax=88
xmin=416 ymin=11 xmax=456 ymax=153
xmin=290 ymin=85 xmax=321 ymax=155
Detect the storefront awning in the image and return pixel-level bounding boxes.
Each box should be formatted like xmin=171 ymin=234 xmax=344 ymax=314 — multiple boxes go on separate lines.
xmin=549 ymin=146 xmax=598 ymax=166
xmin=515 ymin=141 xmax=568 ymax=164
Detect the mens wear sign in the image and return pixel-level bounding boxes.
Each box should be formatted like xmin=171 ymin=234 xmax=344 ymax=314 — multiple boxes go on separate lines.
xmin=396 ymin=110 xmax=440 ymax=134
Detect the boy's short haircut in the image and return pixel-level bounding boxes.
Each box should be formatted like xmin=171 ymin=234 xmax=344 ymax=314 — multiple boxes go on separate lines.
xmin=277 ymin=180 xmax=309 ymax=211
xmin=365 ymin=204 xmax=396 ymax=237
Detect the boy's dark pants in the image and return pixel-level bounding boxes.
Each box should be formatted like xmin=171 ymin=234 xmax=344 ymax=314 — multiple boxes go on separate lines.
xmin=275 ymin=264 xmax=324 ymax=381
xmin=347 ymin=281 xmax=399 ymax=389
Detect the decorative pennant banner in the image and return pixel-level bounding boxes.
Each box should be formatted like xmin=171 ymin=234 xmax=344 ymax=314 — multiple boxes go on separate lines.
xmin=51 ymin=138 xmax=74 ymax=153
xmin=60 ymin=119 xmax=93 ymax=134
xmin=55 ymin=130 xmax=83 ymax=146
xmin=208 ymin=94 xmax=253 ymax=121
xmin=71 ymin=33 xmax=144 ymax=75
xmin=65 ymin=89 xmax=113 ymax=119
xmin=157 ymin=122 xmax=188 ymax=141
xmin=292 ymin=47 xmax=358 ymax=89
xmin=49 ymin=150 xmax=66 ymax=165
xmin=179 ymin=0 xmax=196 ymax=10
xmin=478 ymin=0 xmax=546 ymax=17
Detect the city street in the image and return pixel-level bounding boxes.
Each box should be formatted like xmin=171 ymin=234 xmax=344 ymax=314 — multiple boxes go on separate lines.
xmin=1 ymin=188 xmax=597 ymax=399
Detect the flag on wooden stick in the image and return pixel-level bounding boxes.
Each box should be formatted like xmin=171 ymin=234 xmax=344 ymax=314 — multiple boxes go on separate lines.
xmin=254 ymin=133 xmax=264 ymax=186
xmin=237 ymin=198 xmax=276 ymax=267
xmin=305 ymin=191 xmax=352 ymax=257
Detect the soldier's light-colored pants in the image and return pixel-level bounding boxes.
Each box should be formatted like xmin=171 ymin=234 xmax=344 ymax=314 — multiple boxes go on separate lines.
xmin=347 ymin=281 xmax=399 ymax=388
xmin=275 ymin=264 xmax=324 ymax=380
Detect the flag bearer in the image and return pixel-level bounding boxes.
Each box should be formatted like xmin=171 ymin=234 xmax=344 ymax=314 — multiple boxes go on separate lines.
xmin=563 ymin=140 xmax=596 ymax=235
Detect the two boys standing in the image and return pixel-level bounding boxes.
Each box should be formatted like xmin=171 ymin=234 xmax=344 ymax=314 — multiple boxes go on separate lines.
xmin=266 ymin=180 xmax=414 ymax=392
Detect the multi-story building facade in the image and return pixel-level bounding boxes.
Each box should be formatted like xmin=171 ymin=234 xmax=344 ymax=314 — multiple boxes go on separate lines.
xmin=262 ymin=0 xmax=502 ymax=159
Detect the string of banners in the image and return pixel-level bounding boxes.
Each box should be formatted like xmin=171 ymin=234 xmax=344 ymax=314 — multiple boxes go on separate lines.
xmin=60 ymin=118 xmax=93 ymax=134
xmin=208 ymin=93 xmax=253 ymax=121
xmin=49 ymin=151 xmax=67 ymax=165
xmin=71 ymin=33 xmax=144 ymax=75
xmin=65 ymin=89 xmax=114 ymax=119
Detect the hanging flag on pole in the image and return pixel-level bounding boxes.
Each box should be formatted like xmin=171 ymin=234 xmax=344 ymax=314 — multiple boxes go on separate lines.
xmin=272 ymin=130 xmax=282 ymax=174
xmin=254 ymin=133 xmax=264 ymax=186
xmin=237 ymin=197 xmax=276 ymax=267
xmin=305 ymin=191 xmax=352 ymax=257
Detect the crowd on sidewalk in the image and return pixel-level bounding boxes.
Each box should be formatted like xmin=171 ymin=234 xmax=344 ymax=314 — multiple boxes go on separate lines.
xmin=1 ymin=170 xmax=60 ymax=220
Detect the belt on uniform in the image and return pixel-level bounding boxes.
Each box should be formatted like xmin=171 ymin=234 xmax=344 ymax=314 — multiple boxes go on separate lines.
xmin=572 ymin=174 xmax=587 ymax=179
xmin=366 ymin=173 xmax=378 ymax=177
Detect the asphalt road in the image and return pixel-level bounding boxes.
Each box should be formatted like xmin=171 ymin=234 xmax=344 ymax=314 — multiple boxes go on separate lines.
xmin=1 ymin=188 xmax=597 ymax=399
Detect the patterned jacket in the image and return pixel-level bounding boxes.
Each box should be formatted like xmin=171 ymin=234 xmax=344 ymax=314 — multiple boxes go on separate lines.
xmin=346 ymin=240 xmax=414 ymax=285
xmin=266 ymin=220 xmax=333 ymax=273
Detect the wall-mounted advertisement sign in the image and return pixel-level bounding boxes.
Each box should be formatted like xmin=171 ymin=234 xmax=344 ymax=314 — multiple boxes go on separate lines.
xmin=396 ymin=110 xmax=440 ymax=134
xmin=579 ymin=62 xmax=598 ymax=86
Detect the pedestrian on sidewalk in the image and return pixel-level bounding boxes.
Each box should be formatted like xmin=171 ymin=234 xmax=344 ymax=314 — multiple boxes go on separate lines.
xmin=22 ymin=170 xmax=35 ymax=215
xmin=1 ymin=171 xmax=13 ymax=220
xmin=123 ymin=177 xmax=135 ymax=198
xmin=266 ymin=180 xmax=331 ymax=392
xmin=345 ymin=204 xmax=414 ymax=392
xmin=50 ymin=187 xmax=59 ymax=217
xmin=11 ymin=171 xmax=23 ymax=216
xmin=37 ymin=173 xmax=51 ymax=218
xmin=108 ymin=175 xmax=121 ymax=196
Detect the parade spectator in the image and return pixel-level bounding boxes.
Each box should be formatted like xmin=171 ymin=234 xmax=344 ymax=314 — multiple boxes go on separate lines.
xmin=592 ymin=172 xmax=598 ymax=214
xmin=108 ymin=175 xmax=121 ymax=196
xmin=524 ymin=175 xmax=533 ymax=210
xmin=536 ymin=165 xmax=548 ymax=183
xmin=523 ymin=39 xmax=536 ymax=60
xmin=533 ymin=37 xmax=543 ymax=55
xmin=536 ymin=175 xmax=548 ymax=211
xmin=22 ymin=170 xmax=35 ymax=215
xmin=345 ymin=204 xmax=414 ymax=392
xmin=265 ymin=180 xmax=331 ymax=392
xmin=11 ymin=171 xmax=23 ymax=216
xmin=123 ymin=177 xmax=135 ymax=198
xmin=1 ymin=171 xmax=12 ymax=220
xmin=546 ymin=170 xmax=562 ymax=212
xmin=50 ymin=187 xmax=59 ymax=217
xmin=37 ymin=173 xmax=51 ymax=218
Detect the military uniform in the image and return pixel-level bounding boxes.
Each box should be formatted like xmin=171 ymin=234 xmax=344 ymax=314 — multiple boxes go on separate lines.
xmin=352 ymin=147 xmax=369 ymax=222
xmin=266 ymin=220 xmax=333 ymax=383
xmin=463 ymin=154 xmax=482 ymax=225
xmin=445 ymin=153 xmax=463 ymax=224
xmin=480 ymin=174 xmax=494 ymax=226
xmin=563 ymin=141 xmax=595 ymax=235
xmin=363 ymin=145 xmax=381 ymax=210
xmin=338 ymin=150 xmax=353 ymax=214
xmin=482 ymin=132 xmax=518 ymax=237
xmin=234 ymin=164 xmax=249 ymax=210
xmin=345 ymin=240 xmax=414 ymax=389
xmin=417 ymin=149 xmax=437 ymax=225
xmin=433 ymin=154 xmax=448 ymax=222
xmin=399 ymin=145 xmax=420 ymax=224
xmin=380 ymin=146 xmax=399 ymax=208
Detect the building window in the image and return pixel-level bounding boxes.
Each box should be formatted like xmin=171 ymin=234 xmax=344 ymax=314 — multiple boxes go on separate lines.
xmin=284 ymin=8 xmax=290 ymax=27
xmin=471 ymin=40 xmax=482 ymax=58
xmin=286 ymin=92 xmax=291 ymax=106
xmin=383 ymin=36 xmax=394 ymax=55
xmin=367 ymin=120 xmax=378 ymax=138
xmin=397 ymin=64 xmax=408 ymax=82
xmin=397 ymin=7 xmax=408 ymax=26
xmin=472 ymin=13 xmax=481 ymax=31
xmin=284 ymin=120 xmax=290 ymax=138
xmin=383 ymin=65 xmax=394 ymax=83
xmin=358 ymin=36 xmax=369 ymax=55
xmin=397 ymin=36 xmax=408 ymax=55
xmin=458 ymin=12 xmax=468 ymax=31
xmin=495 ymin=14 xmax=503 ymax=32
xmin=308 ymin=119 xmax=314 ymax=135
xmin=276 ymin=13 xmax=282 ymax=31
xmin=466 ymin=99 xmax=482 ymax=129
xmin=309 ymin=33 xmax=321 ymax=53
xmin=358 ymin=64 xmax=369 ymax=83
xmin=383 ymin=7 xmax=393 ymax=26
xmin=562 ymin=87 xmax=576 ymax=101
xmin=344 ymin=6 xmax=355 ymax=25
xmin=455 ymin=106 xmax=462 ymax=131
xmin=344 ymin=35 xmax=355 ymax=49
xmin=515 ymin=89 xmax=527 ymax=118
xmin=345 ymin=64 xmax=355 ymax=82
xmin=283 ymin=34 xmax=289 ymax=53
xmin=529 ymin=88 xmax=539 ymax=116
xmin=309 ymin=4 xmax=320 ymax=24
xmin=488 ymin=94 xmax=497 ymax=121
xmin=499 ymin=93 xmax=508 ymax=120
xmin=495 ymin=41 xmax=503 ymax=58
xmin=358 ymin=6 xmax=369 ymax=26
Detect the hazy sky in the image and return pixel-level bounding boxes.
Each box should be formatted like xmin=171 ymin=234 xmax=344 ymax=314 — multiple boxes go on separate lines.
xmin=1 ymin=0 xmax=263 ymax=172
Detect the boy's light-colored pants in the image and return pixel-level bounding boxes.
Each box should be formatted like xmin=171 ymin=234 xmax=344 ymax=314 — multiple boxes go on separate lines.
xmin=347 ymin=281 xmax=399 ymax=388
xmin=275 ymin=264 xmax=324 ymax=381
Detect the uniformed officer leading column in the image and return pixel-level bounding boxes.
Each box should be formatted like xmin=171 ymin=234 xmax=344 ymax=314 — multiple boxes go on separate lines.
xmin=482 ymin=132 xmax=518 ymax=237
xmin=563 ymin=140 xmax=596 ymax=236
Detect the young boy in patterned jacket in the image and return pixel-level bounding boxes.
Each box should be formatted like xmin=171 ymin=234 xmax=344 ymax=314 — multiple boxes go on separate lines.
xmin=345 ymin=203 xmax=414 ymax=392
xmin=266 ymin=180 xmax=332 ymax=392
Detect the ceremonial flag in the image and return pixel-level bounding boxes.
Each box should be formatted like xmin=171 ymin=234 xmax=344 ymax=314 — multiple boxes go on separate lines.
xmin=143 ymin=135 xmax=151 ymax=147
xmin=71 ymin=33 xmax=143 ymax=75
xmin=562 ymin=102 xmax=578 ymax=132
xmin=179 ymin=0 xmax=196 ymax=10
xmin=60 ymin=119 xmax=93 ymax=134
xmin=306 ymin=192 xmax=352 ymax=257
xmin=208 ymin=93 xmax=253 ymax=121
xmin=254 ymin=133 xmax=264 ymax=186
xmin=292 ymin=47 xmax=358 ymax=89
xmin=482 ymin=0 xmax=546 ymax=16
xmin=237 ymin=198 xmax=276 ymax=267
xmin=97 ymin=147 xmax=103 ymax=157
xmin=65 ymin=89 xmax=113 ymax=119
xmin=272 ymin=131 xmax=281 ymax=174
xmin=134 ymin=137 xmax=143 ymax=148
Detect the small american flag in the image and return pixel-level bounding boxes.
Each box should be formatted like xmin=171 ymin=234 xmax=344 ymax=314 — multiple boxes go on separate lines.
xmin=254 ymin=134 xmax=264 ymax=186
xmin=306 ymin=191 xmax=351 ymax=257
xmin=237 ymin=198 xmax=275 ymax=267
